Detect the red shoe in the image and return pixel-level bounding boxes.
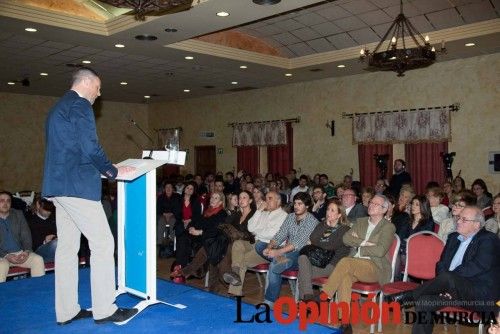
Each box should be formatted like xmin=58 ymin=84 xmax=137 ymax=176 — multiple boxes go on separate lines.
xmin=170 ymin=264 xmax=186 ymax=283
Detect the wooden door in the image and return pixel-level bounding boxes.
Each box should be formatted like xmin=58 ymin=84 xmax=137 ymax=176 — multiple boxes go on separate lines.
xmin=195 ymin=145 xmax=216 ymax=176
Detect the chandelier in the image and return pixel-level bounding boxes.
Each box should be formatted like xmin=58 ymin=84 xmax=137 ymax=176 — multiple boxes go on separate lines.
xmin=98 ymin=0 xmax=194 ymax=21
xmin=359 ymin=0 xmax=444 ymax=77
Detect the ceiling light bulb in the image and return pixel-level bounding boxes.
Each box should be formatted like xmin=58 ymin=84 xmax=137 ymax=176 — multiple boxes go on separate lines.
xmin=360 ymin=49 xmax=365 ymax=55
xmin=184 ymin=89 xmax=190 ymax=92
xmin=231 ymin=81 xmax=238 ymax=85
xmin=82 ymin=60 xmax=91 ymax=64
xmin=431 ymin=46 xmax=435 ymax=52
xmin=285 ymin=73 xmax=292 ymax=77
xmin=337 ymin=64 xmax=346 ymax=68
xmin=144 ymin=95 xmax=151 ymax=99
xmin=465 ymin=42 xmax=475 ymax=47
xmin=7 ymin=81 xmax=15 ymax=85
xmin=120 ymin=82 xmax=128 ymax=85
xmin=25 ymin=27 xmax=37 ymax=32
xmin=185 ymin=56 xmax=194 ymax=60
xmin=40 ymin=72 xmax=48 ymax=76
xmin=240 ymin=65 xmax=247 ymax=69
xmin=424 ymin=35 xmax=430 ymax=43
xmin=216 ymin=11 xmax=229 ymax=17
xmin=391 ymin=36 xmax=396 ymax=44
xmin=389 ymin=56 xmax=396 ymax=60
xmin=115 ymin=44 xmax=125 ymax=48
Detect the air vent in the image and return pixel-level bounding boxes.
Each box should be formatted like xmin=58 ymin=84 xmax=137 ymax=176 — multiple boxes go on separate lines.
xmin=309 ymin=68 xmax=323 ymax=72
xmin=227 ymin=86 xmax=258 ymax=92
xmin=204 ymin=85 xmax=215 ymax=89
xmin=66 ymin=63 xmax=83 ymax=68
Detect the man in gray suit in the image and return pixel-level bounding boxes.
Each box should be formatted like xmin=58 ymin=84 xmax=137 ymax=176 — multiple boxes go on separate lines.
xmin=0 ymin=191 xmax=45 ymax=282
xmin=342 ymin=188 xmax=368 ymax=224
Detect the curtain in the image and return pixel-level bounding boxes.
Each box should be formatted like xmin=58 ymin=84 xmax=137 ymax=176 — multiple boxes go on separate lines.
xmin=405 ymin=142 xmax=448 ymax=195
xmin=237 ymin=146 xmax=259 ymax=176
xmin=358 ymin=144 xmax=393 ymax=188
xmin=353 ymin=108 xmax=451 ymax=144
xmin=267 ymin=123 xmax=293 ymax=177
xmin=232 ymin=121 xmax=287 ymax=146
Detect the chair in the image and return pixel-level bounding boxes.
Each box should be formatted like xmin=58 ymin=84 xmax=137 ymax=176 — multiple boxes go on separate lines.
xmin=311 ymin=234 xmax=400 ymax=334
xmin=378 ymin=231 xmax=445 ymax=332
xmin=281 ymin=269 xmax=299 ymax=301
xmin=350 ymin=234 xmax=400 ymax=334
xmin=13 ymin=190 xmax=35 ymax=206
xmin=247 ymin=263 xmax=269 ymax=288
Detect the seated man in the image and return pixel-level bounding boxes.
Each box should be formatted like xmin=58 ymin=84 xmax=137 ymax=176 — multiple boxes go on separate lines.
xmin=342 ymin=188 xmax=368 ymax=224
xmin=311 ymin=186 xmax=327 ymax=221
xmin=224 ymin=191 xmax=287 ymax=296
xmin=391 ymin=206 xmax=500 ymax=334
xmin=0 ymin=191 xmax=45 ymax=282
xmin=263 ymin=192 xmax=319 ymax=307
xmin=320 ymin=194 xmax=395 ymax=334
xmin=27 ymin=196 xmax=58 ymax=263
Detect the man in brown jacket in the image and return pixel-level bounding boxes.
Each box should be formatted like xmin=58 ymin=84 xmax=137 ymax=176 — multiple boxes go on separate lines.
xmin=321 ymin=194 xmax=396 ymax=333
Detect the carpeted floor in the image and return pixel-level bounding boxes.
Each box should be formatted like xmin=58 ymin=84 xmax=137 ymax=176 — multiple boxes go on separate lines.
xmin=0 ymin=268 xmax=339 ymax=333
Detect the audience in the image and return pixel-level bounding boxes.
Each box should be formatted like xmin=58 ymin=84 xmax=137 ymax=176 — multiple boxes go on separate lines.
xmin=398 ymin=195 xmax=435 ymax=256
xmin=27 ymin=196 xmax=57 ymax=263
xmin=485 ymin=193 xmax=500 ymax=237
xmin=263 ymin=192 xmax=318 ymax=307
xmin=0 ymin=191 xmax=45 ymax=282
xmin=311 ymin=186 xmax=327 ymax=221
xmin=156 ymin=181 xmax=181 ymax=248
xmin=438 ymin=191 xmax=477 ymax=242
xmin=426 ymin=186 xmax=450 ymax=226
xmin=389 ymin=159 xmax=412 ymax=198
xmin=341 ymin=188 xmax=368 ymax=224
xmin=297 ymin=199 xmax=351 ymax=301
xmin=290 ymin=174 xmax=310 ymax=200
xmin=471 ymin=178 xmax=493 ymax=210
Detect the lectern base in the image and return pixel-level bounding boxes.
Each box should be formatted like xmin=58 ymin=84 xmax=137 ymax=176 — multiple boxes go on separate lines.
xmin=114 ymin=298 xmax=187 ymax=326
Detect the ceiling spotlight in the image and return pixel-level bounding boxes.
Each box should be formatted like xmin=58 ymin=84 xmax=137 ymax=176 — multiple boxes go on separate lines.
xmin=25 ymin=27 xmax=37 ymax=32
xmin=216 ymin=11 xmax=229 ymax=17
xmin=185 ymin=56 xmax=194 ymax=60
xmin=164 ymin=28 xmax=178 ymax=32
xmin=144 ymin=95 xmax=151 ymax=99
xmin=337 ymin=64 xmax=346 ymax=68
xmin=285 ymin=73 xmax=292 ymax=77
xmin=183 ymin=89 xmax=190 ymax=92
xmin=240 ymin=65 xmax=247 ymax=69
xmin=253 ymin=0 xmax=281 ymax=5
xmin=120 ymin=82 xmax=128 ymax=85
xmin=82 ymin=60 xmax=91 ymax=64
xmin=465 ymin=42 xmax=475 ymax=47
xmin=115 ymin=44 xmax=125 ymax=48
xmin=40 ymin=72 xmax=48 ymax=76
xmin=7 ymin=81 xmax=15 ymax=85
xmin=231 ymin=81 xmax=238 ymax=85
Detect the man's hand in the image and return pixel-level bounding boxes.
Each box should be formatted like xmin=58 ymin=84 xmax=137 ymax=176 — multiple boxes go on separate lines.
xmin=351 ymin=231 xmax=359 ymax=238
xmin=117 ymin=165 xmax=136 ymax=177
xmin=44 ymin=234 xmax=56 ymax=243
xmin=6 ymin=251 xmax=29 ymax=264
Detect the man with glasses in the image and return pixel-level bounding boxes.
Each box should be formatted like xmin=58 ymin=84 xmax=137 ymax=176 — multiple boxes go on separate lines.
xmin=341 ymin=188 xmax=368 ymax=225
xmin=320 ymin=194 xmax=395 ymax=334
xmin=391 ymin=206 xmax=500 ymax=334
xmin=311 ymin=186 xmax=327 ymax=221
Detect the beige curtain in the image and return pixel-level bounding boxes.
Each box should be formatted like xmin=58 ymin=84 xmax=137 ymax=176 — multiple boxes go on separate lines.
xmin=232 ymin=121 xmax=287 ymax=147
xmin=353 ymin=108 xmax=450 ymax=144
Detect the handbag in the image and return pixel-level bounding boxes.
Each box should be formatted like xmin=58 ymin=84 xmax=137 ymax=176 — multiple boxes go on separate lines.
xmin=299 ymin=244 xmax=335 ymax=268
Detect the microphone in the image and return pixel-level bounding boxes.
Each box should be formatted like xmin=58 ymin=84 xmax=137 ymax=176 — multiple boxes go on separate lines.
xmin=129 ymin=118 xmax=155 ymax=159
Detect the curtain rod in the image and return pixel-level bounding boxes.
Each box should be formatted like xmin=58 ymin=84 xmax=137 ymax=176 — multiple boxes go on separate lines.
xmin=155 ymin=126 xmax=183 ymax=132
xmin=342 ymin=103 xmax=460 ymax=119
xmin=228 ymin=117 xmax=300 ymax=127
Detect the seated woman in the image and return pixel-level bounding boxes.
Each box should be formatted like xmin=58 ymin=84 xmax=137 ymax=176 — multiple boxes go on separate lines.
xmin=397 ymin=195 xmax=435 ymax=257
xmin=391 ymin=185 xmax=413 ymax=235
xmin=360 ymin=187 xmax=375 ymax=209
xmin=27 ymin=196 xmax=57 ymax=263
xmin=252 ymin=187 xmax=267 ymax=211
xmin=438 ymin=191 xmax=476 ymax=242
xmin=426 ymin=187 xmax=450 ymax=226
xmin=171 ymin=192 xmax=228 ymax=290
xmin=173 ymin=182 xmax=203 ymax=270
xmin=297 ymin=199 xmax=351 ymax=301
xmin=225 ymin=193 xmax=239 ymax=217
xmin=471 ymin=178 xmax=493 ymax=210
xmin=485 ymin=193 xmax=500 ymax=237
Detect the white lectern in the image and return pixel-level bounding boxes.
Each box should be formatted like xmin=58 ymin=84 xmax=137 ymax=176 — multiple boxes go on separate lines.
xmin=114 ymin=156 xmax=186 ymax=325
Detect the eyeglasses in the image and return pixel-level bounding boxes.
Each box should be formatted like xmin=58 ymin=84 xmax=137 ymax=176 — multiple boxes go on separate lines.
xmin=369 ymin=201 xmax=385 ymax=208
xmin=457 ymin=216 xmax=476 ymax=223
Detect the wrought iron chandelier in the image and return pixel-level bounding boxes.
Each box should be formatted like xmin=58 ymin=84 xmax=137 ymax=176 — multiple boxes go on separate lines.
xmin=359 ymin=0 xmax=444 ymax=76
xmin=98 ymin=0 xmax=194 ymax=21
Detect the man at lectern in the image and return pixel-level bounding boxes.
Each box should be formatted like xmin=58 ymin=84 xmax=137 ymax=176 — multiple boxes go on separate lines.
xmin=42 ymin=67 xmax=137 ymax=325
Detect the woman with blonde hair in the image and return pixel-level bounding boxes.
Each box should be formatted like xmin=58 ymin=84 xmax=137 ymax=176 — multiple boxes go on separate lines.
xmin=297 ymin=199 xmax=351 ymax=301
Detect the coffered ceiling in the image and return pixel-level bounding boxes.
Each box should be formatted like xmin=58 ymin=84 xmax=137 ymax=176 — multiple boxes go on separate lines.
xmin=0 ymin=0 xmax=499 ymax=103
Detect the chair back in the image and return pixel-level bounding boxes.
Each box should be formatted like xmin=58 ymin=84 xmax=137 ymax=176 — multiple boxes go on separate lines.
xmin=387 ymin=234 xmax=401 ymax=283
xmin=404 ymin=231 xmax=444 ymax=281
